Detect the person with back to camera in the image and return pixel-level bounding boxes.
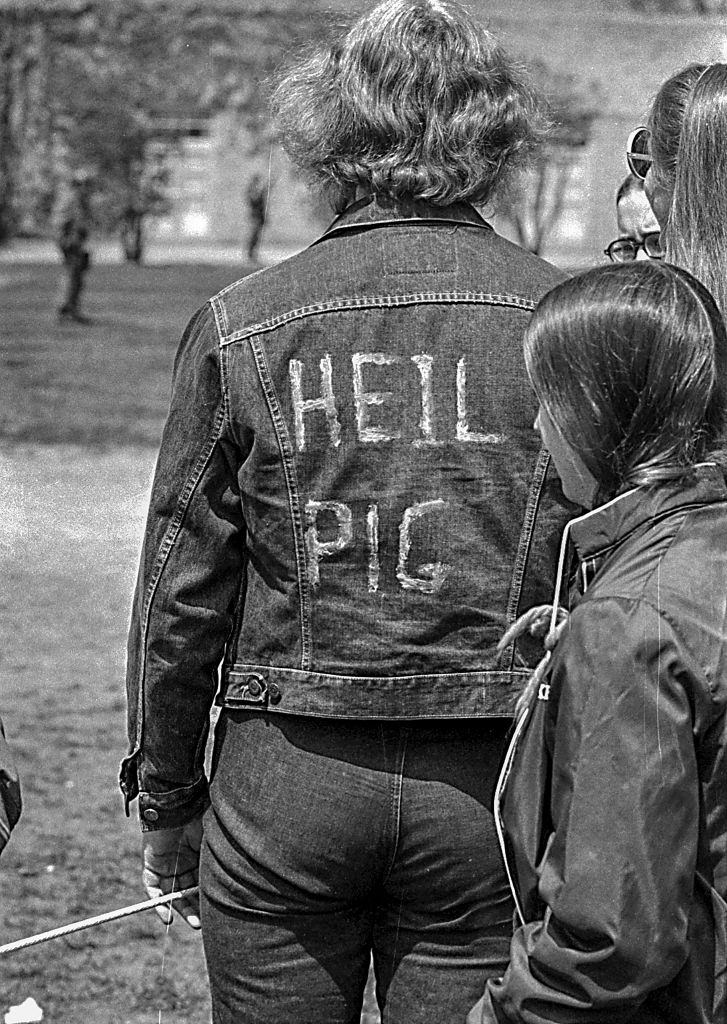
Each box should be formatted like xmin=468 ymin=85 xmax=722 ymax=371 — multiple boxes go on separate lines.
xmin=604 ymin=173 xmax=662 ymax=263
xmin=57 ymin=172 xmax=93 ymax=323
xmin=245 ymin=171 xmax=268 ymax=263
xmin=120 ymin=2 xmax=574 ymax=1021
xmin=467 ymin=260 xmax=727 ymax=1023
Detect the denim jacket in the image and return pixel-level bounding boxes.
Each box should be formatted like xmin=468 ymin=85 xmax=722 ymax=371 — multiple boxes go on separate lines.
xmin=121 ymin=198 xmax=573 ymax=829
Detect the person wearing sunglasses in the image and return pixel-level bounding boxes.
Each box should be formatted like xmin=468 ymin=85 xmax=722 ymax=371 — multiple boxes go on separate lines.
xmin=624 ymin=62 xmax=727 ymax=322
xmin=626 ymin=64 xmax=706 ymax=230
xmin=604 ymin=173 xmax=662 ymax=263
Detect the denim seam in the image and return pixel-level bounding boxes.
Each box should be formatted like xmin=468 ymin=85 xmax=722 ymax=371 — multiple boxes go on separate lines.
xmin=223 ymin=561 xmax=249 ymax=675
xmin=225 ymin=664 xmax=529 ymax=683
xmin=213 ymin=303 xmax=233 ymax=430
xmin=216 ymin=307 xmax=252 ymax=673
xmin=382 ymin=727 xmax=408 ymax=883
xmin=501 ymin=447 xmax=551 ymax=673
xmin=219 ymin=292 xmax=537 ymax=346
xmin=209 ymin=293 xmax=230 ymax=341
xmin=248 ymin=337 xmax=312 ymax=670
xmin=130 ymin=407 xmax=227 ymax=756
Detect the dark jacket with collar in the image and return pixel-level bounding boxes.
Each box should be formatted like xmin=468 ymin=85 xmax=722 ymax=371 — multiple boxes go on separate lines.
xmin=478 ymin=465 xmax=727 ymax=1024
xmin=0 ymin=716 xmax=21 ymax=854
xmin=121 ymin=198 xmax=573 ymax=829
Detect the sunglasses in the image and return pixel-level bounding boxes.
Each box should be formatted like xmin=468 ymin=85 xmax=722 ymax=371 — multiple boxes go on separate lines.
xmin=626 ymin=126 xmax=652 ymax=180
xmin=604 ymin=231 xmax=663 ymax=263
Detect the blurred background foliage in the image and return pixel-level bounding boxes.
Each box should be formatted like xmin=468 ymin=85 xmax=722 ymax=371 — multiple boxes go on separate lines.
xmin=0 ymin=0 xmax=335 ymax=255
xmin=0 ymin=0 xmax=724 ymax=260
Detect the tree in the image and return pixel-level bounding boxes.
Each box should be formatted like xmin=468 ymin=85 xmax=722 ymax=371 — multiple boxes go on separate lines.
xmin=0 ymin=1 xmax=92 ymax=243
xmin=495 ymin=63 xmax=600 ymax=256
xmin=0 ymin=0 xmax=335 ymax=254
xmin=52 ymin=4 xmax=182 ymax=262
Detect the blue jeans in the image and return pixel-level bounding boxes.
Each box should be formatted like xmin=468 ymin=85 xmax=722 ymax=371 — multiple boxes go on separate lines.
xmin=199 ymin=711 xmax=513 ymax=1023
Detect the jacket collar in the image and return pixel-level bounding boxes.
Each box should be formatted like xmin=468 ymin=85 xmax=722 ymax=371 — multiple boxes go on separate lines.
xmin=312 ymin=194 xmax=492 ymax=245
xmin=569 ymin=462 xmax=727 ymax=565
xmin=543 ymin=463 xmax=727 ymax=633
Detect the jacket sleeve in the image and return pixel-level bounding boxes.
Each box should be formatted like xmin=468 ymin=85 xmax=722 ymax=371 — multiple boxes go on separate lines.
xmin=120 ymin=303 xmax=247 ymax=831
xmin=482 ymin=596 xmax=701 ymax=1023
xmin=0 ymin=715 xmax=21 ymax=854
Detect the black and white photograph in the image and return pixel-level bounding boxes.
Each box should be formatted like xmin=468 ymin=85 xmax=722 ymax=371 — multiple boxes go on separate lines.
xmin=1 ymin=0 xmax=726 ymax=1020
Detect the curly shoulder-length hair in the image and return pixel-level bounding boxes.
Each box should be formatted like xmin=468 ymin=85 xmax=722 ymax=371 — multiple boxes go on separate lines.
xmin=271 ymin=0 xmax=547 ymax=211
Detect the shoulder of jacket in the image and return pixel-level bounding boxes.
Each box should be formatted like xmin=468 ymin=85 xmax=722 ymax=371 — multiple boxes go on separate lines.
xmin=207 ymin=254 xmax=307 ymax=342
xmin=207 ymin=230 xmax=567 ymax=343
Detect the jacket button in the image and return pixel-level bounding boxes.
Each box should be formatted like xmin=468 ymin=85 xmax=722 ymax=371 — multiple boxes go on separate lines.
xmin=246 ymin=674 xmax=263 ymax=697
xmin=268 ymin=683 xmax=281 ymax=704
xmin=143 ymin=808 xmax=159 ymax=823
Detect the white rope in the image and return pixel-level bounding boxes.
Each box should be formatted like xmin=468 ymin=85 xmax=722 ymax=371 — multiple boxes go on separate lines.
xmin=0 ymin=886 xmax=199 ymax=956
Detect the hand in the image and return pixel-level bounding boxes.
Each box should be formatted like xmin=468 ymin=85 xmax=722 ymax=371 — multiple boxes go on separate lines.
xmin=497 ymin=604 xmax=569 ymax=655
xmin=142 ymin=815 xmax=203 ymax=929
xmin=466 ymin=993 xmax=492 ymax=1024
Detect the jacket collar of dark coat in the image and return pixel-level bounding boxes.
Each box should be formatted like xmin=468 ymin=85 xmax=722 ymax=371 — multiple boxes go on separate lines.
xmin=569 ymin=463 xmax=727 ymax=567
xmin=313 ymin=194 xmax=492 ymax=245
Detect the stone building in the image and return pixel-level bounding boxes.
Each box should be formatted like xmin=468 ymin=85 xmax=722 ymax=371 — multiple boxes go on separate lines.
xmin=491 ymin=0 xmax=727 ymax=266
xmin=151 ymin=0 xmax=727 ymax=269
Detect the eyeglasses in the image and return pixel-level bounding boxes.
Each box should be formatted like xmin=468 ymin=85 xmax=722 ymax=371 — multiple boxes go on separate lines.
xmin=626 ymin=126 xmax=652 ymax=180
xmin=604 ymin=231 xmax=663 ymax=262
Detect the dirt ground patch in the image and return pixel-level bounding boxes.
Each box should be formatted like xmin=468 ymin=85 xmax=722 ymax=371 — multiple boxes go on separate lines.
xmin=0 ymin=443 xmax=212 ymax=1022
xmin=0 ymin=261 xmax=380 ymax=1022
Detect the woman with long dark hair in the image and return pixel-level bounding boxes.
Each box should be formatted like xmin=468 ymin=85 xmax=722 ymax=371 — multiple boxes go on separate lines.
xmin=639 ymin=62 xmax=707 ymax=227
xmin=659 ymin=63 xmax=727 ymax=321
xmin=469 ymin=261 xmax=727 ymax=1022
xmin=625 ymin=62 xmax=727 ymax=322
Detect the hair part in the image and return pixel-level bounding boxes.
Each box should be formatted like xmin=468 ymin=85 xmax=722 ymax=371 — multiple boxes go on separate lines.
xmin=271 ymin=0 xmax=547 ymax=211
xmin=663 ymin=62 xmax=727 ymax=321
xmin=524 ymin=262 xmax=727 ymax=496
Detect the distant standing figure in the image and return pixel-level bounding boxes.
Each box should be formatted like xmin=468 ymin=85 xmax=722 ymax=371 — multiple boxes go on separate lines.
xmin=245 ymin=172 xmax=267 ymax=263
xmin=604 ymin=173 xmax=662 ymax=263
xmin=58 ymin=174 xmax=92 ymax=323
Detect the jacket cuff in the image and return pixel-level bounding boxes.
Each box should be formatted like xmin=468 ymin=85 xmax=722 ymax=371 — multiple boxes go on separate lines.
xmin=138 ymin=778 xmax=210 ymax=832
xmin=119 ymin=752 xmax=209 ymax=831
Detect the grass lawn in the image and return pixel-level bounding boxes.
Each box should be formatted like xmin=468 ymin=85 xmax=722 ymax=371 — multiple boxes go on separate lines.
xmin=0 ymin=260 xmax=243 ymax=1022
xmin=0 ymin=258 xmax=382 ymax=1023
xmin=0 ymin=261 xmax=243 ymax=448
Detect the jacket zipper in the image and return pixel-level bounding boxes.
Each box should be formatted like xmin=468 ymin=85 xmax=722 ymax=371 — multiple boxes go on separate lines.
xmin=493 ymin=487 xmax=639 ymax=925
